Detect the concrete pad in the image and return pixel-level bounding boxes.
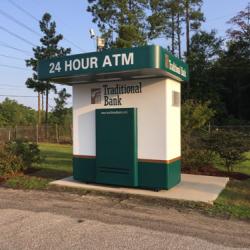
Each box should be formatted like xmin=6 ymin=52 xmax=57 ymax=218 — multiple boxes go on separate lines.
xmin=50 ymin=174 xmax=229 ymax=204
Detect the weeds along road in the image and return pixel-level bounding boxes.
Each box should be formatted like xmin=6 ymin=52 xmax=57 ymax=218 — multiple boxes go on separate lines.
xmin=0 ymin=188 xmax=249 ymax=250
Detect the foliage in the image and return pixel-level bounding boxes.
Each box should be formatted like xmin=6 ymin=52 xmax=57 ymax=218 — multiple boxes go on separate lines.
xmin=206 ymin=130 xmax=250 ymax=173
xmin=148 ymin=0 xmax=183 ymax=55
xmin=227 ymin=4 xmax=250 ymax=42
xmin=183 ymin=4 xmax=250 ymax=121
xmin=5 ymin=140 xmax=43 ymax=170
xmin=2 ymin=143 xmax=72 ymax=189
xmin=184 ymin=30 xmax=224 ymax=107
xmin=87 ymin=0 xmax=149 ymax=48
xmin=148 ymin=0 xmax=204 ymax=57
xmin=182 ymin=99 xmax=215 ymax=132
xmin=210 ymin=178 xmax=250 ymax=220
xmin=212 ymin=4 xmax=250 ymax=121
xmin=181 ymin=100 xmax=215 ymax=169
xmin=0 ymin=146 xmax=24 ymax=176
xmin=51 ymin=88 xmax=71 ymax=125
xmin=5 ymin=176 xmax=49 ymax=190
xmin=26 ymin=13 xmax=71 ymax=124
xmin=0 ymin=98 xmax=37 ymax=127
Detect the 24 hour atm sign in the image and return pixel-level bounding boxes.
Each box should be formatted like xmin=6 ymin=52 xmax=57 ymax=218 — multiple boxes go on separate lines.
xmin=48 ymin=53 xmax=134 ymax=74
xmin=38 ymin=51 xmax=135 ymax=80
xmin=38 ymin=46 xmax=189 ymax=81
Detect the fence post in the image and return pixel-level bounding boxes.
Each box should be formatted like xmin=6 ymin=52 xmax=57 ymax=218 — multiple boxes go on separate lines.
xmin=14 ymin=126 xmax=17 ymax=140
xmin=56 ymin=124 xmax=59 ymax=143
xmin=36 ymin=124 xmax=39 ymax=144
xmin=8 ymin=129 xmax=11 ymax=141
xmin=70 ymin=125 xmax=73 ymax=143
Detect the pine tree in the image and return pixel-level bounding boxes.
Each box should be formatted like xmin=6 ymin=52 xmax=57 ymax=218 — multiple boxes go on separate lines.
xmin=52 ymin=88 xmax=71 ymax=125
xmin=148 ymin=0 xmax=184 ymax=57
xmin=26 ymin=13 xmax=71 ymax=130
xmin=183 ymin=0 xmax=204 ymax=58
xmin=87 ymin=0 xmax=149 ymax=48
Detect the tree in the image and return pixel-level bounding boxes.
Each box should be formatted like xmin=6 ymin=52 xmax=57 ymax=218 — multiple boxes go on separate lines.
xmin=148 ymin=0 xmax=204 ymax=59
xmin=181 ymin=100 xmax=215 ymax=169
xmin=0 ymin=98 xmax=37 ymax=127
xmin=215 ymin=4 xmax=250 ymax=121
xmin=26 ymin=13 xmax=71 ymax=128
xmin=207 ymin=129 xmax=250 ymax=173
xmin=185 ymin=30 xmax=224 ymax=107
xmin=148 ymin=0 xmax=183 ymax=56
xmin=227 ymin=3 xmax=250 ymax=43
xmin=183 ymin=0 xmax=204 ymax=58
xmin=51 ymin=88 xmax=71 ymax=125
xmin=87 ymin=0 xmax=149 ymax=48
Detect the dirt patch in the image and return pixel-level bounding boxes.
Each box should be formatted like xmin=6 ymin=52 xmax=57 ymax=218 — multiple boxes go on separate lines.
xmin=182 ymin=165 xmax=250 ymax=180
xmin=0 ymin=176 xmax=6 ymax=183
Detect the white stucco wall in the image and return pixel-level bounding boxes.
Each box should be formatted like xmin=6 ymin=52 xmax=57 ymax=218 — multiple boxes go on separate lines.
xmin=73 ymin=78 xmax=180 ymax=161
xmin=166 ymin=79 xmax=181 ymax=160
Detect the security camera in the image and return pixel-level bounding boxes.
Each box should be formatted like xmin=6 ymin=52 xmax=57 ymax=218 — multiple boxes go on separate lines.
xmin=89 ymin=29 xmax=96 ymax=39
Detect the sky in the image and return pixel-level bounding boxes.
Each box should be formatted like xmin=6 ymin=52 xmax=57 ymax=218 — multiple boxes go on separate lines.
xmin=0 ymin=0 xmax=249 ymax=110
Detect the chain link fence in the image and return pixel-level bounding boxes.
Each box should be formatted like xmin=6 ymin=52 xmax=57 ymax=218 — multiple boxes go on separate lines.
xmin=210 ymin=125 xmax=250 ymax=139
xmin=0 ymin=125 xmax=72 ymax=144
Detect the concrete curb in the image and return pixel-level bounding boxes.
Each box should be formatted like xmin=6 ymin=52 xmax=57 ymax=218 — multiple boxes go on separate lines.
xmin=49 ymin=174 xmax=229 ymax=205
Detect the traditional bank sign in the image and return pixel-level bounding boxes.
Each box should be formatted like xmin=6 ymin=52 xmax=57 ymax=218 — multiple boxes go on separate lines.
xmin=91 ymin=82 xmax=142 ymax=106
xmin=38 ymin=45 xmax=188 ymax=83
xmin=37 ymin=45 xmax=188 ymax=191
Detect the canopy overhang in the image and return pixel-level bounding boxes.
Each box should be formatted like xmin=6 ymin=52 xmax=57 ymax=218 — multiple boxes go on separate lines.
xmin=38 ymin=45 xmax=189 ymax=85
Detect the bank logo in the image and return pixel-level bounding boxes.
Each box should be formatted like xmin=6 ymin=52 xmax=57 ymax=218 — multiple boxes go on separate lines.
xmin=165 ymin=54 xmax=170 ymax=68
xmin=91 ymin=88 xmax=101 ymax=104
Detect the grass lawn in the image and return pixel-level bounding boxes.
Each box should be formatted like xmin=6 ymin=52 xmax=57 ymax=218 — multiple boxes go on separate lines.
xmin=2 ymin=143 xmax=250 ymax=219
xmin=234 ymin=152 xmax=250 ymax=175
xmin=208 ymin=151 xmax=250 ymax=219
xmin=4 ymin=143 xmax=72 ymax=189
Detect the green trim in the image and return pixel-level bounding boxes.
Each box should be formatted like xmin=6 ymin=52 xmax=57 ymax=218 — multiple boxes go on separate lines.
xmin=138 ymin=160 xmax=181 ymax=190
xmin=73 ymin=156 xmax=180 ymax=190
xmin=73 ymin=157 xmax=96 ymax=182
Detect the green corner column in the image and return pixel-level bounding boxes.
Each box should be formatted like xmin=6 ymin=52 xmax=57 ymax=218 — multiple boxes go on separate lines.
xmin=73 ymin=157 xmax=96 ymax=182
xmin=138 ymin=159 xmax=181 ymax=190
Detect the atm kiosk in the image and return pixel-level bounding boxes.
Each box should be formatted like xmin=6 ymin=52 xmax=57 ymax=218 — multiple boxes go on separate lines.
xmin=38 ymin=45 xmax=189 ymax=190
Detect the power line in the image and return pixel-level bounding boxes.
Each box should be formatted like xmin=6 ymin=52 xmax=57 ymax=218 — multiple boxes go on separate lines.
xmin=63 ymin=37 xmax=85 ymax=52
xmin=0 ymin=94 xmax=36 ymax=98
xmin=8 ymin=0 xmax=85 ymax=52
xmin=0 ymin=41 xmax=31 ymax=56
xmin=0 ymin=84 xmax=25 ymax=88
xmin=0 ymin=86 xmax=27 ymax=89
xmin=8 ymin=0 xmax=39 ymax=22
xmin=0 ymin=25 xmax=36 ymax=47
xmin=0 ymin=54 xmax=25 ymax=61
xmin=0 ymin=64 xmax=29 ymax=71
xmin=0 ymin=9 xmax=41 ymax=37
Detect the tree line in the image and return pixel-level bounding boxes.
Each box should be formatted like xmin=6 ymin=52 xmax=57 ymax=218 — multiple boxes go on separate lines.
xmin=0 ymin=93 xmax=72 ymax=128
xmin=87 ymin=1 xmax=250 ymax=122
xmin=24 ymin=1 xmax=250 ymax=124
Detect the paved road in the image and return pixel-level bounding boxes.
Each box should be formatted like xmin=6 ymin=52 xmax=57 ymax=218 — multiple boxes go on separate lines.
xmin=0 ymin=188 xmax=249 ymax=250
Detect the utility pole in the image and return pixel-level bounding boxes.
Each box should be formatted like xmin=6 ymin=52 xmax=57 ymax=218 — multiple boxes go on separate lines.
xmin=37 ymin=92 xmax=40 ymax=124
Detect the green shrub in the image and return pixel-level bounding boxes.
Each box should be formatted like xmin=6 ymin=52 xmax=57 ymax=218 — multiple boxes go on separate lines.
xmin=182 ymin=100 xmax=215 ymax=170
xmin=182 ymin=148 xmax=214 ymax=170
xmin=206 ymin=130 xmax=250 ymax=173
xmin=5 ymin=140 xmax=43 ymax=170
xmin=0 ymin=147 xmax=24 ymax=176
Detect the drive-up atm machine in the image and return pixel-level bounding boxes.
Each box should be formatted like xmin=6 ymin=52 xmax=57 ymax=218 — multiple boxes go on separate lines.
xmin=38 ymin=45 xmax=188 ymax=190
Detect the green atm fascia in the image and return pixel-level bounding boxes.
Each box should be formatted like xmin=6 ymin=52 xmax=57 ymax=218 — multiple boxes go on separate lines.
xmin=96 ymin=108 xmax=138 ymax=187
